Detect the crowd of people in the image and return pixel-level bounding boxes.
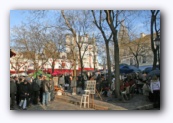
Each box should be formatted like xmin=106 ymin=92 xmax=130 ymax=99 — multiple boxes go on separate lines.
xmin=10 ymin=75 xmax=55 ymax=110
xmin=94 ymin=72 xmax=160 ymax=108
xmin=10 ymin=71 xmax=160 ymax=110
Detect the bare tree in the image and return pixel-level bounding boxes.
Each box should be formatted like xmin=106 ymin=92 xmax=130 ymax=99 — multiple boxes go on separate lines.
xmin=43 ymin=29 xmax=66 ymax=73
xmin=122 ymin=34 xmax=152 ymax=68
xmin=150 ymin=10 xmax=160 ymax=70
xmin=104 ymin=10 xmax=122 ymax=98
xmin=11 ymin=23 xmax=49 ymax=76
xmin=61 ymin=10 xmax=95 ymax=82
xmin=91 ymin=10 xmax=113 ymax=85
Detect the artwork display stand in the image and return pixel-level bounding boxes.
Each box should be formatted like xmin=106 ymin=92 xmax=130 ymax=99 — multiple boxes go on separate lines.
xmin=85 ymin=80 xmax=96 ymax=108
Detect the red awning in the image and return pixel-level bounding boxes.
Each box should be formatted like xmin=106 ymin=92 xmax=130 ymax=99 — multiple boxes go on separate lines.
xmin=10 ymin=70 xmax=16 ymax=74
xmin=48 ymin=69 xmax=73 ymax=75
xmin=27 ymin=69 xmax=35 ymax=74
xmin=10 ymin=70 xmax=25 ymax=74
xmin=51 ymin=71 xmax=63 ymax=76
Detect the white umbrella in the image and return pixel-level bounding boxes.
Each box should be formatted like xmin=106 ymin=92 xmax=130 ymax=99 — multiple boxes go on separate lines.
xmin=18 ymin=72 xmax=28 ymax=77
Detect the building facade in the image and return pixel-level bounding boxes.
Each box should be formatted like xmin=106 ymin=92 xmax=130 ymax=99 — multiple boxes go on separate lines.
xmin=65 ymin=34 xmax=99 ymax=71
xmin=118 ymin=23 xmax=154 ymax=67
xmin=10 ymin=34 xmax=100 ymax=75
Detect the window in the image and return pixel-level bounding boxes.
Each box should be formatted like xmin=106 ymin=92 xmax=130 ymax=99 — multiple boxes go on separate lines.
xmin=62 ymin=55 xmax=66 ymax=59
xmin=142 ymin=56 xmax=146 ymax=63
xmin=130 ymin=58 xmax=133 ymax=65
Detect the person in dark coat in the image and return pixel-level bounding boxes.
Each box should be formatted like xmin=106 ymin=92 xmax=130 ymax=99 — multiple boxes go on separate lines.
xmin=96 ymin=74 xmax=102 ymax=92
xmin=25 ymin=77 xmax=33 ymax=107
xmin=10 ymin=78 xmax=17 ymax=109
xmin=17 ymin=77 xmax=24 ymax=105
xmin=65 ymin=75 xmax=71 ymax=91
xmin=32 ymin=78 xmax=41 ymax=105
xmin=13 ymin=76 xmax=20 ymax=105
xmin=18 ymin=79 xmax=31 ymax=110
xmin=38 ymin=75 xmax=43 ymax=103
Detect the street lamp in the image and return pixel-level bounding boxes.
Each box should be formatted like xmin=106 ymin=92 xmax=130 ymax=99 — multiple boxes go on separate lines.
xmin=154 ymin=35 xmax=160 ymax=69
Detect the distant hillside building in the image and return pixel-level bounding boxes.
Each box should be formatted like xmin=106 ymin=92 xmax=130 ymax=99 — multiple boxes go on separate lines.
xmin=118 ymin=22 xmax=153 ymax=67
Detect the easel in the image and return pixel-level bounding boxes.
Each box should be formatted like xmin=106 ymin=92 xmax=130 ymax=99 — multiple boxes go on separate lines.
xmin=90 ymin=94 xmax=95 ymax=108
xmin=85 ymin=80 xmax=96 ymax=108
xmin=95 ymin=89 xmax=102 ymax=101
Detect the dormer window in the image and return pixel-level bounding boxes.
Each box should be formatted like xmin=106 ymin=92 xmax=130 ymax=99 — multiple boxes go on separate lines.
xmin=62 ymin=55 xmax=66 ymax=59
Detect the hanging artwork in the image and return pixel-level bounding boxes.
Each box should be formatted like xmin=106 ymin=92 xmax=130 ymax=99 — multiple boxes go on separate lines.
xmin=85 ymin=80 xmax=96 ymax=94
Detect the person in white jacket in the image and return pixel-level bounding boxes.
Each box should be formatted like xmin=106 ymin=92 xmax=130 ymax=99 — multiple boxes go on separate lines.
xmin=150 ymin=75 xmax=160 ymax=108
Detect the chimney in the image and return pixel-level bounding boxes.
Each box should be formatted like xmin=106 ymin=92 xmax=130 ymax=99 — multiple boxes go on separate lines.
xmin=140 ymin=33 xmax=146 ymax=38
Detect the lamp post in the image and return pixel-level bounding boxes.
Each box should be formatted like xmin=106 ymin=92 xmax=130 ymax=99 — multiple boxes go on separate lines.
xmin=41 ymin=53 xmax=45 ymax=72
xmin=154 ymin=35 xmax=160 ymax=69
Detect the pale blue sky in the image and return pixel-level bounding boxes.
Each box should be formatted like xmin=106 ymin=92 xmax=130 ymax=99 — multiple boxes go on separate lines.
xmin=10 ymin=10 xmax=152 ymax=37
xmin=10 ymin=10 xmax=30 ymax=28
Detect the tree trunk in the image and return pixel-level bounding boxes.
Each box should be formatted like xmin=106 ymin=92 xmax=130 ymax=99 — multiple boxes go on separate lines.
xmin=152 ymin=49 xmax=157 ymax=70
xmin=93 ymin=54 xmax=96 ymax=71
xmin=157 ymin=46 xmax=160 ymax=69
xmin=151 ymin=12 xmax=157 ymax=70
xmin=80 ymin=52 xmax=83 ymax=76
xmin=52 ymin=62 xmax=55 ymax=73
xmin=104 ymin=10 xmax=120 ymax=98
xmin=135 ymin=56 xmax=139 ymax=68
xmin=113 ymin=30 xmax=120 ymax=98
xmin=105 ymin=42 xmax=112 ymax=85
xmin=73 ymin=52 xmax=77 ymax=81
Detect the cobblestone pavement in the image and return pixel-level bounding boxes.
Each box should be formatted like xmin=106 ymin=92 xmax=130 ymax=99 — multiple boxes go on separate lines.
xmin=39 ymin=100 xmax=94 ymax=111
xmin=11 ymin=98 xmax=94 ymax=111
xmin=55 ymin=92 xmax=156 ymax=110
xmin=99 ymin=94 xmax=154 ymax=110
xmin=11 ymin=92 xmax=157 ymax=111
